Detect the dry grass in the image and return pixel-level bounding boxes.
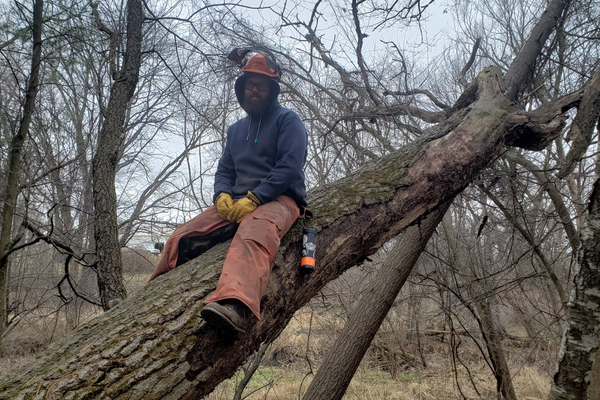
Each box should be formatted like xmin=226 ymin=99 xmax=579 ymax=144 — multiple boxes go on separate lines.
xmin=204 ymin=306 xmax=555 ymax=400
xmin=206 ymin=357 xmax=552 ymax=400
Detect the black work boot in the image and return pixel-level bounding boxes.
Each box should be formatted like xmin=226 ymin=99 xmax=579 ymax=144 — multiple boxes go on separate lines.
xmin=201 ymin=299 xmax=249 ymax=335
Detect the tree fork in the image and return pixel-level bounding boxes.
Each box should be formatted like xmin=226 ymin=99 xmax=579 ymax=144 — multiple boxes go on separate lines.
xmin=0 ymin=68 xmax=576 ymax=399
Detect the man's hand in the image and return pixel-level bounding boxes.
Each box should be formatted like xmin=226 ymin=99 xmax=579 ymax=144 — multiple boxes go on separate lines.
xmin=215 ymin=193 xmax=234 ymax=220
xmin=228 ymin=191 xmax=260 ymax=223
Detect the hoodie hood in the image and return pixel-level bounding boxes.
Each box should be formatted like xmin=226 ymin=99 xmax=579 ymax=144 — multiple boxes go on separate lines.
xmin=234 ymin=72 xmax=281 ymax=112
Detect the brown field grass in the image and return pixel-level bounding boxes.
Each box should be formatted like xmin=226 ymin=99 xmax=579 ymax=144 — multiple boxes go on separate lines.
xmin=204 ymin=309 xmax=553 ymax=400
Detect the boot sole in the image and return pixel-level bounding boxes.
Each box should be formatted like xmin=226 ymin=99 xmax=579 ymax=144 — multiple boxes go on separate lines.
xmin=201 ymin=307 xmax=246 ymax=335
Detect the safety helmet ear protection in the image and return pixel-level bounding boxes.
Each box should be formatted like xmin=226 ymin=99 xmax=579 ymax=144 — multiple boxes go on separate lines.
xmin=228 ymin=47 xmax=282 ymax=81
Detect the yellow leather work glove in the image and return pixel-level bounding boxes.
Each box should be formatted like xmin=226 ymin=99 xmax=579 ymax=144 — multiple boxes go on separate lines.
xmin=215 ymin=192 xmax=234 ymax=220
xmin=228 ymin=191 xmax=260 ymax=223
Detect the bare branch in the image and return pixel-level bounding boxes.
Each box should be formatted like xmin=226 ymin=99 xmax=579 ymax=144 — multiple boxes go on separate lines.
xmin=383 ymin=89 xmax=451 ymax=111
xmin=459 ymin=38 xmax=481 ymax=87
xmin=503 ymin=0 xmax=572 ymax=101
xmin=558 ymin=67 xmax=600 ymax=178
xmin=90 ymin=2 xmax=120 ymax=80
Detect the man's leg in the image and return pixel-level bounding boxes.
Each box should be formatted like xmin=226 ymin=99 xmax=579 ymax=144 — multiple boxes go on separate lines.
xmin=202 ymin=195 xmax=299 ymax=332
xmin=148 ymin=205 xmax=232 ymax=282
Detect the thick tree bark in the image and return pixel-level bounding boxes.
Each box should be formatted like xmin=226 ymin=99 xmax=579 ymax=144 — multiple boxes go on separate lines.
xmin=588 ymin=353 xmax=600 ymax=400
xmin=0 ymin=67 xmax=577 ymax=399
xmin=0 ymin=0 xmax=43 ymax=339
xmin=91 ymin=0 xmax=143 ymax=310
xmin=302 ymin=201 xmax=450 ymax=400
xmin=548 ymin=177 xmax=600 ymax=400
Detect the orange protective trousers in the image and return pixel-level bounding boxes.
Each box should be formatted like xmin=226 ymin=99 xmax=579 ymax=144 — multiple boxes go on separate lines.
xmin=148 ymin=195 xmax=299 ymax=320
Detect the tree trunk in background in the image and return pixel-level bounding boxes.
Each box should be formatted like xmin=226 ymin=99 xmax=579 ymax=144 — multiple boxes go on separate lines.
xmin=476 ymin=300 xmax=517 ymax=400
xmin=0 ymin=68 xmax=578 ymax=399
xmin=443 ymin=215 xmax=518 ymax=400
xmin=92 ymin=0 xmax=143 ymax=310
xmin=302 ymin=201 xmax=450 ymax=400
xmin=0 ymin=0 xmax=43 ymax=339
xmin=548 ymin=177 xmax=600 ymax=400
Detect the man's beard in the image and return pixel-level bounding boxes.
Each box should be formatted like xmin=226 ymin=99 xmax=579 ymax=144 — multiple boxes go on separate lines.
xmin=242 ymin=95 xmax=270 ymax=116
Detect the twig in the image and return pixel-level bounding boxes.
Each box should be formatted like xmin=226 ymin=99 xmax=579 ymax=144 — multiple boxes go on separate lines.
xmin=233 ymin=342 xmax=270 ymax=400
xmin=298 ymin=308 xmax=315 ymax=400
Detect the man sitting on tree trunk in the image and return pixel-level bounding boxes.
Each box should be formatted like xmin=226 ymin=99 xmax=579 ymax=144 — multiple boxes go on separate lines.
xmin=147 ymin=49 xmax=308 ymax=336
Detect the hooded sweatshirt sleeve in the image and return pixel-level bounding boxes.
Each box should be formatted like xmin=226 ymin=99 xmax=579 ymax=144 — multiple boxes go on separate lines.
xmin=213 ymin=128 xmax=236 ymax=202
xmin=251 ymin=111 xmax=307 ymax=204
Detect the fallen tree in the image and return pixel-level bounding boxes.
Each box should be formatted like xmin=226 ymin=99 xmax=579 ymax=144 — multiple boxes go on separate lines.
xmin=0 ymin=66 xmax=582 ymax=399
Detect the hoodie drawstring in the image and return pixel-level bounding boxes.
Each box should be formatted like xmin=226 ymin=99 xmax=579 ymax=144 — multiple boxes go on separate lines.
xmin=246 ymin=115 xmax=262 ymax=144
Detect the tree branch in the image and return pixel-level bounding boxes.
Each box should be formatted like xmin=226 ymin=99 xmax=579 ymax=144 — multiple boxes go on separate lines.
xmin=558 ymin=67 xmax=600 ymax=178
xmin=503 ymin=0 xmax=572 ymax=101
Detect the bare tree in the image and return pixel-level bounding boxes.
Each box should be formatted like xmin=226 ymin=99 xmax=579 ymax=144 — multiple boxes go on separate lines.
xmin=90 ymin=0 xmax=143 ymax=309
xmin=0 ymin=0 xmax=598 ymax=398
xmin=442 ymin=210 xmax=518 ymax=400
xmin=0 ymin=0 xmax=43 ymax=339
xmin=548 ymin=71 xmax=600 ymax=400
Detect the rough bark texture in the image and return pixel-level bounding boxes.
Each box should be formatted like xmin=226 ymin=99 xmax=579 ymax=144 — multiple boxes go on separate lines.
xmin=0 ymin=0 xmax=43 ymax=339
xmin=548 ymin=177 xmax=600 ymax=400
xmin=0 ymin=67 xmax=575 ymax=399
xmin=92 ymin=0 xmax=143 ymax=310
xmin=302 ymin=202 xmax=450 ymax=400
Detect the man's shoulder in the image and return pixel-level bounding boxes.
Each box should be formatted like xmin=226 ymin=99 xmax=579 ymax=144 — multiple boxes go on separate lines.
xmin=272 ymin=103 xmax=302 ymax=121
xmin=229 ymin=115 xmax=248 ymax=129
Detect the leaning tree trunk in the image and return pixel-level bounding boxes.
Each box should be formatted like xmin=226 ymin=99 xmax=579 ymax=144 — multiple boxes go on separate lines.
xmin=0 ymin=67 xmax=579 ymax=399
xmin=91 ymin=0 xmax=143 ymax=310
xmin=302 ymin=201 xmax=451 ymax=400
xmin=0 ymin=0 xmax=43 ymax=339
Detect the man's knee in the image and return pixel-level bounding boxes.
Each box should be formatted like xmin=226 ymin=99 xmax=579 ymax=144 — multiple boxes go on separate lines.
xmin=176 ymin=223 xmax=239 ymax=266
xmin=237 ymin=214 xmax=282 ymax=255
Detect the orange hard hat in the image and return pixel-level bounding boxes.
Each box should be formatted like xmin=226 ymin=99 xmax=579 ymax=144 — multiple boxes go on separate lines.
xmin=242 ymin=53 xmax=280 ymax=81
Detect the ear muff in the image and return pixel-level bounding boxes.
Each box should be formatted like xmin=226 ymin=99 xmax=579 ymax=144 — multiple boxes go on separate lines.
xmin=228 ymin=47 xmax=282 ymax=80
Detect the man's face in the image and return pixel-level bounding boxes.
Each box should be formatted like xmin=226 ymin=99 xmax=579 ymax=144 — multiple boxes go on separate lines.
xmin=242 ymin=75 xmax=271 ymax=115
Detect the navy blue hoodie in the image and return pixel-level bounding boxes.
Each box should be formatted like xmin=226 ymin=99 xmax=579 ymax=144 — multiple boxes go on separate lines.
xmin=213 ymin=73 xmax=308 ymax=208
